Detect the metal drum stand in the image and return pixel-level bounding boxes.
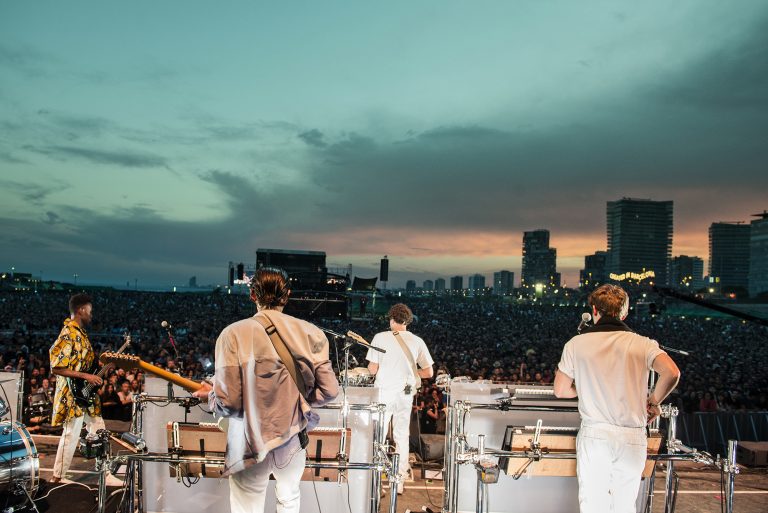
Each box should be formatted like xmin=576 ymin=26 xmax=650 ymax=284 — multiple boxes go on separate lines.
xmin=443 ymin=400 xmax=740 ymax=513
xmin=110 ymin=397 xmax=400 ymax=513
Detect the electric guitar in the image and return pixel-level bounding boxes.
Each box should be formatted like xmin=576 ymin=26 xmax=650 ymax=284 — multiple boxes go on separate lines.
xmin=100 ymin=352 xmax=228 ymax=432
xmin=99 ymin=352 xmax=203 ymax=393
xmin=68 ymin=333 xmax=131 ymax=408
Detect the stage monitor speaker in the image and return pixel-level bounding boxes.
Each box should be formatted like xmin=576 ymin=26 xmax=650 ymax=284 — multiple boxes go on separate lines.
xmin=380 ymin=258 xmax=389 ymax=282
xmin=737 ymin=441 xmax=768 ymax=467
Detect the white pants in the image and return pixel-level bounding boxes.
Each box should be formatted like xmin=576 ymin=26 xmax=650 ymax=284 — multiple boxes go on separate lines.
xmin=53 ymin=413 xmax=106 ymax=479
xmin=229 ymin=448 xmax=306 ymax=513
xmin=382 ymin=392 xmax=413 ymax=478
xmin=576 ymin=423 xmax=647 ymax=513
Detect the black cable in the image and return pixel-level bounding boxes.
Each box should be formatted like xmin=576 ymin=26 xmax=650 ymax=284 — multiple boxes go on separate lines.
xmin=345 ymin=474 xmax=353 ymax=513
xmin=311 ymin=477 xmax=323 ymax=513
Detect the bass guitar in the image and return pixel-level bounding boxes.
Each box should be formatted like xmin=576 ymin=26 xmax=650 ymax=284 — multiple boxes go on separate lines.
xmin=68 ymin=332 xmax=131 ymax=408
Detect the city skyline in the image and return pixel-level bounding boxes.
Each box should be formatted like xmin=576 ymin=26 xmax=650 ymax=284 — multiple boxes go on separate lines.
xmin=2 ymin=2 xmax=768 ymax=288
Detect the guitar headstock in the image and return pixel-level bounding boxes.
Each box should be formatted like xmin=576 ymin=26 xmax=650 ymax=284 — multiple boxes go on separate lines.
xmin=346 ymin=330 xmax=369 ymax=345
xmin=115 ymin=332 xmax=131 ymax=355
xmin=100 ymin=352 xmax=140 ymax=370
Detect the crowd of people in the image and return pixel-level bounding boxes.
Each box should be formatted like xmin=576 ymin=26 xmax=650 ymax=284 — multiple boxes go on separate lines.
xmin=1 ymin=288 xmax=767 ymax=429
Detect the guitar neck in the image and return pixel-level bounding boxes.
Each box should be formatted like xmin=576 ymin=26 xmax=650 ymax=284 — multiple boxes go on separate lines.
xmin=137 ymin=360 xmax=203 ymax=392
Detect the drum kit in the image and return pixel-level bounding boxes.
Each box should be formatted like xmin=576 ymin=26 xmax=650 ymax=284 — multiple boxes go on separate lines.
xmin=1 ymin=391 xmax=40 ymax=513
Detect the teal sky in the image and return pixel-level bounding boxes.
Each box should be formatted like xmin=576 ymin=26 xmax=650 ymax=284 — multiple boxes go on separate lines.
xmin=2 ymin=1 xmax=767 ymax=288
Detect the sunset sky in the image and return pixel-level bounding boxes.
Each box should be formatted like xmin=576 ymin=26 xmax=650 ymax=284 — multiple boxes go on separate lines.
xmin=2 ymin=1 xmax=767 ymax=288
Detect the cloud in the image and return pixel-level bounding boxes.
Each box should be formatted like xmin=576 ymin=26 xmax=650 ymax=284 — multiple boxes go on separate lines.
xmin=649 ymin=14 xmax=768 ymax=110
xmin=25 ymin=145 xmax=168 ymax=168
xmin=0 ymin=180 xmax=66 ymax=205
xmin=0 ymin=150 xmax=28 ymax=164
xmin=44 ymin=211 xmax=61 ymax=224
xmin=0 ymin=43 xmax=56 ymax=78
xmin=298 ymin=129 xmax=327 ymax=148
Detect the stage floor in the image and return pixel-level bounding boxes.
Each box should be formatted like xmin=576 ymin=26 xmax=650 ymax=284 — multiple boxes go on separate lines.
xmin=22 ymin=437 xmax=768 ymax=513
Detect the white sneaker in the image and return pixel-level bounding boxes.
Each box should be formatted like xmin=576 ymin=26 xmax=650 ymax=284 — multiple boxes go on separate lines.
xmin=397 ymin=481 xmax=404 ymax=495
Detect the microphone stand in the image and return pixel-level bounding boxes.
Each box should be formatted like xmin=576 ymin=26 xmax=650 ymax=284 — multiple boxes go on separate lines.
xmin=163 ymin=323 xmax=183 ymax=398
xmin=318 ymin=327 xmax=386 ymax=484
xmin=660 ymin=345 xmax=690 ymax=356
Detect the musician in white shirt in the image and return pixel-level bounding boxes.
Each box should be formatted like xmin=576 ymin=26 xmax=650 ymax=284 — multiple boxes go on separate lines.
xmin=366 ymin=303 xmax=434 ymax=494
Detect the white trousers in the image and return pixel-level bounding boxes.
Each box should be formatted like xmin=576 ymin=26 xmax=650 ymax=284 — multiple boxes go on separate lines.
xmin=576 ymin=423 xmax=647 ymax=513
xmin=229 ymin=448 xmax=306 ymax=513
xmin=382 ymin=392 xmax=413 ymax=478
xmin=53 ymin=413 xmax=106 ymax=479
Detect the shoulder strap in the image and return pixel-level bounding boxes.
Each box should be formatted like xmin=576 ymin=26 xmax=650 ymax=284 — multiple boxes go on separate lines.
xmin=393 ymin=331 xmax=420 ymax=383
xmin=255 ymin=312 xmax=306 ymax=397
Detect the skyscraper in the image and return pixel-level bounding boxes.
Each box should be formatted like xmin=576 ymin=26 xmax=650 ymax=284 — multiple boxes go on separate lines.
xmin=422 ymin=279 xmax=434 ymax=291
xmin=450 ymin=275 xmax=463 ymax=292
xmin=709 ymin=222 xmax=751 ymax=293
xmin=468 ymin=273 xmax=486 ymax=292
xmin=579 ymin=251 xmax=608 ymax=290
xmin=521 ymin=229 xmax=560 ymax=289
xmin=434 ymin=278 xmax=446 ymax=292
xmin=606 ymin=198 xmax=673 ymax=285
xmin=405 ymin=280 xmax=416 ymax=292
xmin=669 ymin=255 xmax=704 ymax=291
xmin=748 ymin=211 xmax=768 ymax=298
xmin=493 ymin=270 xmax=514 ymax=295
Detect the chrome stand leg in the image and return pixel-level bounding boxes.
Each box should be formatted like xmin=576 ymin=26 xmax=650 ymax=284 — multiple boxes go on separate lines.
xmin=389 ymin=453 xmax=399 ymax=513
xmin=664 ymin=411 xmax=678 ymax=513
xmin=97 ymin=459 xmax=107 ymax=513
xmin=725 ymin=440 xmax=738 ymax=513
xmin=475 ymin=470 xmax=488 ymax=513
xmin=442 ymin=406 xmax=454 ymax=513
xmin=370 ymin=406 xmax=384 ymax=513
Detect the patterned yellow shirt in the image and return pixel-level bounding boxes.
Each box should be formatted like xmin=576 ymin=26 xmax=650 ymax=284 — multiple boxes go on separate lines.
xmin=49 ymin=318 xmax=101 ymax=425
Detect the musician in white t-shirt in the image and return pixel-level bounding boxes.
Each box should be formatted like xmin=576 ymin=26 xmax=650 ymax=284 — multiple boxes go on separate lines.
xmin=366 ymin=303 xmax=434 ymax=494
xmin=554 ymin=284 xmax=680 ymax=513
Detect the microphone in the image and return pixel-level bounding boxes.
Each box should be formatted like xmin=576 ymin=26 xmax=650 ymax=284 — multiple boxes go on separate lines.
xmin=577 ymin=312 xmax=592 ymax=334
xmin=161 ymin=320 xmax=180 ymax=362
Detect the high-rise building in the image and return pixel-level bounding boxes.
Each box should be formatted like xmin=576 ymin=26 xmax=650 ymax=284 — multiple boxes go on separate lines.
xmin=579 ymin=251 xmax=608 ymax=290
xmin=468 ymin=273 xmax=486 ymax=291
xmin=606 ymin=198 xmax=673 ymax=285
xmin=521 ymin=229 xmax=560 ymax=289
xmin=434 ymin=278 xmax=446 ymax=292
xmin=450 ymin=275 xmax=463 ymax=292
xmin=493 ymin=270 xmax=514 ymax=295
xmin=669 ymin=255 xmax=704 ymax=291
xmin=405 ymin=280 xmax=416 ymax=292
xmin=749 ymin=211 xmax=768 ymax=298
xmin=423 ymin=279 xmax=434 ymax=291
xmin=709 ymin=222 xmax=751 ymax=294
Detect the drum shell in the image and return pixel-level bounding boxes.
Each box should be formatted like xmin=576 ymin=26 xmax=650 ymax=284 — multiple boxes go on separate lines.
xmin=0 ymin=421 xmax=39 ymax=498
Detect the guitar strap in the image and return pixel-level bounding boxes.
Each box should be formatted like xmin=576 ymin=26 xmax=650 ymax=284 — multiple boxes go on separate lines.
xmin=255 ymin=311 xmax=310 ymax=448
xmin=393 ymin=331 xmax=421 ymax=389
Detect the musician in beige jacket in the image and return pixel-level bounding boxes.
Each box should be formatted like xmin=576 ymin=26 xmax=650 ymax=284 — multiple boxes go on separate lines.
xmin=194 ymin=267 xmax=339 ymax=513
